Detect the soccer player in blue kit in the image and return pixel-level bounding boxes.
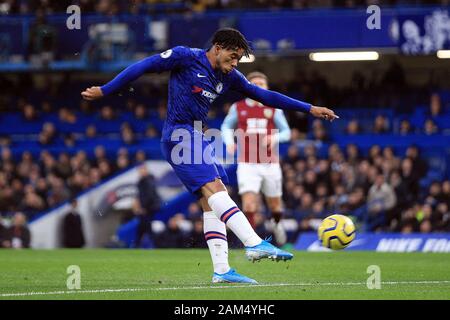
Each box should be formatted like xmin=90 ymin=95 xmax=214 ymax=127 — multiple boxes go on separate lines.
xmin=82 ymin=28 xmax=338 ymax=284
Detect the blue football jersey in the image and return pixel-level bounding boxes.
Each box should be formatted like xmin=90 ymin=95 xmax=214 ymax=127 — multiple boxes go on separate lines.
xmin=100 ymin=45 xmax=312 ymax=194
xmin=100 ymin=46 xmax=311 ymax=141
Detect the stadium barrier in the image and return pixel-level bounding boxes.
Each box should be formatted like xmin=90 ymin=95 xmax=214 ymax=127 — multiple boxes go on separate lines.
xmin=296 ymin=232 xmax=450 ymax=252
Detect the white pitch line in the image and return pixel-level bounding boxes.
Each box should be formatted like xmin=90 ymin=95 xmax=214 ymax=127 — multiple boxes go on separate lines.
xmin=0 ymin=288 xmax=148 ymax=297
xmin=154 ymin=280 xmax=450 ymax=291
xmin=1 ymin=280 xmax=450 ymax=298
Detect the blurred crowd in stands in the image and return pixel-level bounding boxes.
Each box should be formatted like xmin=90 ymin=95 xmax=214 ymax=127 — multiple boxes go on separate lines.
xmin=281 ymin=143 xmax=449 ymax=233
xmin=0 ymin=42 xmax=449 ymax=249
xmin=1 ymin=0 xmax=449 ymax=16
xmin=0 ymin=145 xmax=149 ymax=215
xmin=0 ymin=0 xmax=448 ymax=250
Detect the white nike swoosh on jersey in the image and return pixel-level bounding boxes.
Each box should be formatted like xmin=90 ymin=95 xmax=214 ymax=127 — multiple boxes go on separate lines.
xmin=197 ymin=73 xmax=207 ymax=78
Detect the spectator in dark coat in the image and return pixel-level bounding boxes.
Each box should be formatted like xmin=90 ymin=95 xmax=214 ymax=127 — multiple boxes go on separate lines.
xmin=401 ymin=157 xmax=420 ymax=199
xmin=136 ymin=165 xmax=161 ymax=247
xmin=62 ymin=199 xmax=85 ymax=248
xmin=406 ymin=145 xmax=428 ymax=179
xmin=137 ymin=165 xmax=161 ymax=215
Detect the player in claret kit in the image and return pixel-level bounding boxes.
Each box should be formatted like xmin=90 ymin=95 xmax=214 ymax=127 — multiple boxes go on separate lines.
xmin=81 ymin=28 xmax=338 ymax=284
xmin=221 ymin=71 xmax=290 ymax=247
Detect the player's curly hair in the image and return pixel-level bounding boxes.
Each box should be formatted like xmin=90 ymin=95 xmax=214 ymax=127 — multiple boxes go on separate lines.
xmin=211 ymin=28 xmax=251 ymax=57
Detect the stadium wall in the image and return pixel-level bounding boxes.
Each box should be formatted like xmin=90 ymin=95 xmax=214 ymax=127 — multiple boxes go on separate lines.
xmin=29 ymin=160 xmax=179 ymax=249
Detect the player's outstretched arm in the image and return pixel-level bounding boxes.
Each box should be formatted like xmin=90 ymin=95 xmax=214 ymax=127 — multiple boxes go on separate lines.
xmin=81 ymin=46 xmax=192 ymax=100
xmin=309 ymin=105 xmax=339 ymax=121
xmin=233 ymin=71 xmax=338 ymax=121
xmin=81 ymin=58 xmax=156 ymax=101
xmin=81 ymin=86 xmax=103 ymax=100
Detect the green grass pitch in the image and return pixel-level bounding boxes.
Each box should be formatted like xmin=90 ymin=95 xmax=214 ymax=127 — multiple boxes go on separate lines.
xmin=0 ymin=249 xmax=449 ymax=300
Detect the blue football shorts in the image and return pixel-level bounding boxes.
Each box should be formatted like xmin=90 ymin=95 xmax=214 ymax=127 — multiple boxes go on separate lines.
xmin=161 ymin=124 xmax=228 ymax=196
